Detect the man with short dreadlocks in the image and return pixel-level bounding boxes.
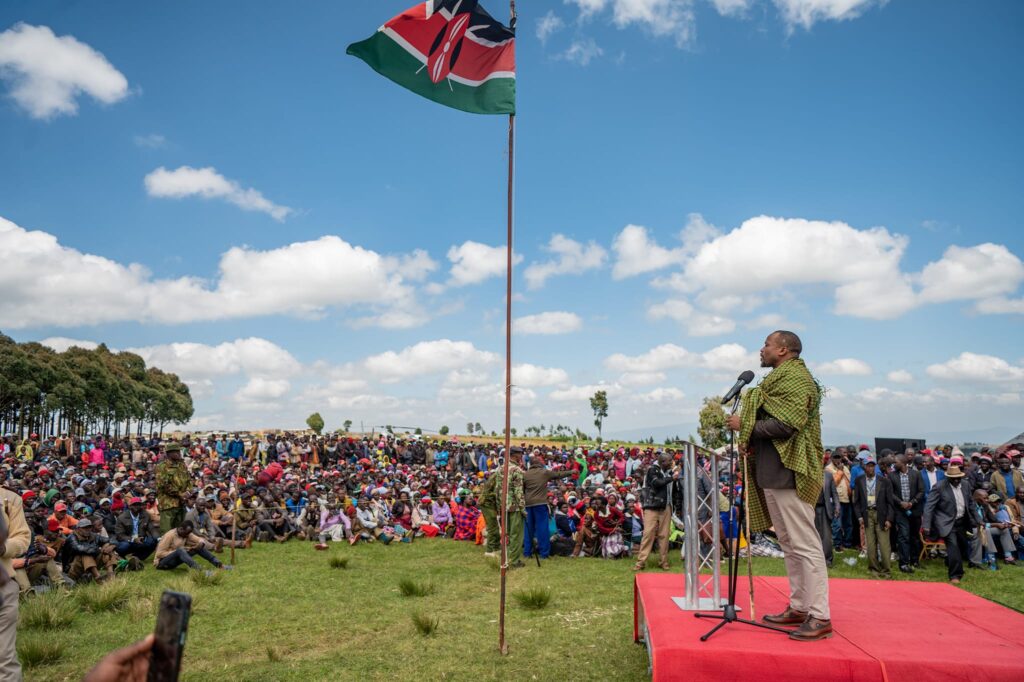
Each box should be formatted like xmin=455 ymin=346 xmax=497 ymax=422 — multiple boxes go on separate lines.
xmin=727 ymin=331 xmax=830 ymax=642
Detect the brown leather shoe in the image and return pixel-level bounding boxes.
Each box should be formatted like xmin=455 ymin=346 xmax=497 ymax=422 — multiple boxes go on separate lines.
xmin=762 ymin=606 xmax=809 ymax=625
xmin=788 ymin=617 xmax=833 ymax=641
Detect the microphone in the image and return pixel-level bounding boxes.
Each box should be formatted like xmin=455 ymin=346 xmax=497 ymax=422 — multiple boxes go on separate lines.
xmin=720 ymin=370 xmax=755 ymax=405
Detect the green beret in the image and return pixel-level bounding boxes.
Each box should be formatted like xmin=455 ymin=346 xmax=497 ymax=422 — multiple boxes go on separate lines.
xmin=164 ymin=442 xmax=182 ymax=453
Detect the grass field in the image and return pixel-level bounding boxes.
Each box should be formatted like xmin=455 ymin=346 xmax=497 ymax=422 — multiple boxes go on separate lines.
xmin=19 ymin=540 xmax=1024 ymax=682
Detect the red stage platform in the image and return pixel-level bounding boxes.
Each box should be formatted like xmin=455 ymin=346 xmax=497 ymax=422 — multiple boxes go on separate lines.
xmin=633 ymin=574 xmax=1024 ymax=681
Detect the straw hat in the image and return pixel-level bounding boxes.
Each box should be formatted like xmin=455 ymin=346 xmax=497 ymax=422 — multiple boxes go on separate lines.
xmin=944 ymin=465 xmax=965 ymax=478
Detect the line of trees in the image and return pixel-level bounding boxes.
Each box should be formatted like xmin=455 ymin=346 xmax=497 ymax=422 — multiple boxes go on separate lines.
xmin=0 ymin=333 xmax=194 ymax=440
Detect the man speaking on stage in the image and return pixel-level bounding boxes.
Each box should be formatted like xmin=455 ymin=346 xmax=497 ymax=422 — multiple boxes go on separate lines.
xmin=726 ymin=331 xmax=831 ymax=642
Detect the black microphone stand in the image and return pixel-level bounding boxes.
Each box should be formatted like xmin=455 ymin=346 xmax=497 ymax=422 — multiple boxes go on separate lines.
xmin=694 ymin=395 xmax=791 ymax=641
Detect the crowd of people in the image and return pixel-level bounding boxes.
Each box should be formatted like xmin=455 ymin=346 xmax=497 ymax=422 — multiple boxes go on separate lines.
xmin=2 ymin=431 xmax=1023 ymax=596
xmin=819 ymin=443 xmax=1024 ymax=583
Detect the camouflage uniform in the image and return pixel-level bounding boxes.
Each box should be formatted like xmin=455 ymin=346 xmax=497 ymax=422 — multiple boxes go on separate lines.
xmin=156 ymin=445 xmax=191 ymax=533
xmin=494 ymin=462 xmax=526 ymax=565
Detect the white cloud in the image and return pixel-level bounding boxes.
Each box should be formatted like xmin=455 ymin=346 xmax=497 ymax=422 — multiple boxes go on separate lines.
xmin=39 ymin=337 xmax=98 ymax=352
xmin=348 ymin=310 xmax=429 ymax=330
xmin=560 ymin=38 xmax=604 ymax=65
xmin=604 ymin=342 xmax=755 ymax=374
xmin=442 ymin=368 xmax=492 ymax=389
xmin=0 ymin=216 xmax=425 ymax=329
xmin=887 ymin=369 xmax=913 ymax=384
xmin=635 ymin=387 xmax=685 ymax=404
xmin=917 ymin=243 xmax=1024 ymax=304
xmin=684 ymin=216 xmax=915 ymax=320
xmin=744 ymin=313 xmax=803 ymax=330
xmin=536 ymin=11 xmax=566 ymax=43
xmin=976 ymin=297 xmax=1024 ymax=315
xmin=612 ymin=224 xmax=687 ymax=279
xmin=618 ymin=371 xmax=666 ymax=386
xmin=236 ymin=377 xmax=290 ymax=403
xmin=709 ymin=0 xmax=755 ymax=16
xmin=568 ymin=0 xmax=697 ymax=48
xmin=145 ymin=166 xmax=292 ymax=221
xmin=773 ymin=0 xmax=888 ymax=31
xmin=362 ymin=340 xmax=499 ymax=383
xmin=815 ymin=358 xmax=872 ymax=376
xmin=0 ymin=23 xmax=129 ymax=119
xmin=646 ymin=298 xmax=736 ymax=336
xmin=438 ymin=241 xmax=521 ymax=289
xmin=605 ymin=343 xmax=695 ymax=373
xmin=133 ymin=133 xmax=166 ymax=149
xmin=524 ymin=234 xmax=607 ymax=289
xmin=926 ymin=352 xmax=1024 ymax=383
xmin=550 ymin=382 xmax=624 ymax=402
xmin=512 ymin=363 xmax=570 ymax=387
xmin=515 ymin=311 xmax=583 ymax=335
xmin=127 ymin=338 xmax=301 ymax=379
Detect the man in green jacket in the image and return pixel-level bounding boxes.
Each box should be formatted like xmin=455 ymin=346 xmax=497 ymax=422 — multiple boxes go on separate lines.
xmin=156 ymin=443 xmax=191 ymax=533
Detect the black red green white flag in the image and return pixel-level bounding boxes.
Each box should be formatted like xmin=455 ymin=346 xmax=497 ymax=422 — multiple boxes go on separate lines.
xmin=347 ymin=0 xmax=515 ymax=115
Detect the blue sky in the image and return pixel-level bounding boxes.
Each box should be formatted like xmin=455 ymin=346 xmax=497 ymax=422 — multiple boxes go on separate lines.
xmin=1 ymin=0 xmax=1022 ymax=443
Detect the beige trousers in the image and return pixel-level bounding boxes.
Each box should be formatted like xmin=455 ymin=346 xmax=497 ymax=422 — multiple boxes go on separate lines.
xmin=634 ymin=508 xmax=672 ymax=567
xmin=764 ymin=488 xmax=831 ymax=620
xmin=0 ymin=578 xmax=21 ymax=681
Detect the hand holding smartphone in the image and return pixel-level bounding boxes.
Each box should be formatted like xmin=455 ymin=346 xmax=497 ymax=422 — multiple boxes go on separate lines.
xmin=147 ymin=590 xmax=192 ymax=682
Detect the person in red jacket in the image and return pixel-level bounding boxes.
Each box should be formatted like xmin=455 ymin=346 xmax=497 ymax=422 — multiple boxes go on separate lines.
xmin=594 ymin=497 xmax=627 ymax=558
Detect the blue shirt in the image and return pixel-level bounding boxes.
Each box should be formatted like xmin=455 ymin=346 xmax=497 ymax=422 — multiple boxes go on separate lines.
xmin=1003 ymin=471 xmax=1016 ymax=498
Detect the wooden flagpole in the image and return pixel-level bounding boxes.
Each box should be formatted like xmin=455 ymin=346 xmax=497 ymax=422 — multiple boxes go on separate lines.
xmin=498 ymin=0 xmax=517 ymax=657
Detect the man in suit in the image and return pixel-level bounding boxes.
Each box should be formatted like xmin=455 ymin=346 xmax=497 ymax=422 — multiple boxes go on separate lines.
xmin=922 ymin=465 xmax=977 ymax=584
xmin=815 ymin=468 xmax=839 ymax=567
xmin=920 ymin=452 xmax=945 ymax=500
xmin=853 ymin=457 xmax=894 ymax=578
xmin=888 ymin=452 xmax=924 ymax=573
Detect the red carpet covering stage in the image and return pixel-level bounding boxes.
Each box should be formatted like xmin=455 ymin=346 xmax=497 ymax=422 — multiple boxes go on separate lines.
xmin=633 ymin=574 xmax=1024 ymax=681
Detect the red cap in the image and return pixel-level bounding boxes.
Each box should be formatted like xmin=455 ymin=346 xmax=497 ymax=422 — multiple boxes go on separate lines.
xmin=129 ymin=497 xmax=143 ymax=505
xmin=21 ymin=491 xmax=36 ymax=502
xmin=54 ymin=502 xmax=67 ymax=512
xmin=38 ymin=467 xmax=49 ymax=475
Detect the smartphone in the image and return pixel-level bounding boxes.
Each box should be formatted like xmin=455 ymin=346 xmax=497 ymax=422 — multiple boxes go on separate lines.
xmin=147 ymin=590 xmax=192 ymax=682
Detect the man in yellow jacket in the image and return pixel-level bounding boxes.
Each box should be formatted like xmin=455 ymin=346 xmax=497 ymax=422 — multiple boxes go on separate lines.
xmin=1 ymin=487 xmax=32 ymax=681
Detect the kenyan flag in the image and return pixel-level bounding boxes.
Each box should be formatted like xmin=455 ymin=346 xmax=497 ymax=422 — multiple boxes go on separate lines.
xmin=347 ymin=0 xmax=515 ymax=115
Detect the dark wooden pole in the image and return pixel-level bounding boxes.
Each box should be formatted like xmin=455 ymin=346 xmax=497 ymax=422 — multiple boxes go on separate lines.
xmin=498 ymin=0 xmax=517 ymax=656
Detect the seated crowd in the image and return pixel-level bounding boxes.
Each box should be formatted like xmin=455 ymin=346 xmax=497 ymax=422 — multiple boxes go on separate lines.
xmin=2 ymin=431 xmax=1022 ymax=594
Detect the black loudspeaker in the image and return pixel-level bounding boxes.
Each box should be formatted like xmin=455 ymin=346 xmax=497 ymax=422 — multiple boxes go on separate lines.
xmin=874 ymin=437 xmax=926 ymax=454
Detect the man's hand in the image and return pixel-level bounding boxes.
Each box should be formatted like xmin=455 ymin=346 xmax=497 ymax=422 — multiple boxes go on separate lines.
xmin=859 ymin=519 xmax=865 ymax=528
xmin=884 ymin=521 xmax=891 ymax=531
xmin=726 ymin=415 xmax=741 ymax=432
xmin=82 ymin=634 xmax=153 ymax=682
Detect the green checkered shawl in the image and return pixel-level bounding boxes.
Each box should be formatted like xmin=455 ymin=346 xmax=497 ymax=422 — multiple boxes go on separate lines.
xmin=739 ymin=358 xmax=824 ymax=532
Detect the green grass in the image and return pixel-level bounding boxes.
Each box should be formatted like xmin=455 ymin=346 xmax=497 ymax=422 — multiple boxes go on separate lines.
xmin=512 ymin=587 xmax=552 ymax=610
xmin=397 ymin=577 xmax=435 ymax=597
xmin=411 ymin=611 xmax=439 ymax=636
xmin=19 ymin=591 xmax=76 ymax=630
xmin=75 ymin=578 xmax=145 ymax=613
xmin=17 ymin=639 xmax=64 ymax=669
xmin=21 ymin=541 xmax=1024 ymax=681
xmin=328 ymin=556 xmax=349 ymax=570
xmin=187 ymin=569 xmax=225 ymax=588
